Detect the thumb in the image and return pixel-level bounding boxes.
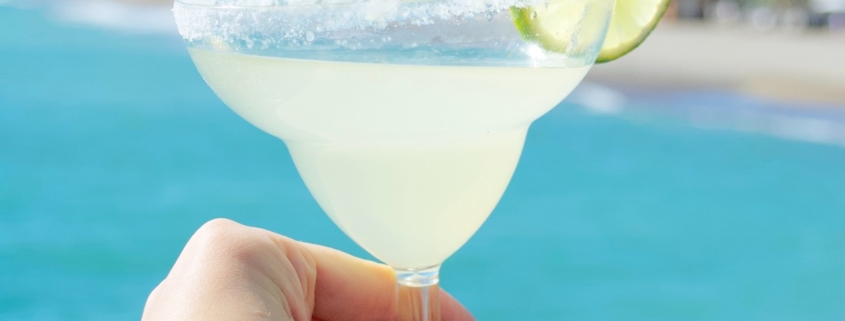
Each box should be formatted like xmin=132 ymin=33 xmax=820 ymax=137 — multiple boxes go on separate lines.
xmin=298 ymin=241 xmax=475 ymax=321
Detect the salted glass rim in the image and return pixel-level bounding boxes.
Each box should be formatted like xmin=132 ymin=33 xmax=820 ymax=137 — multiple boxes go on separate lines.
xmin=174 ymin=0 xmax=613 ymax=68
xmin=172 ymin=0 xmax=474 ymax=8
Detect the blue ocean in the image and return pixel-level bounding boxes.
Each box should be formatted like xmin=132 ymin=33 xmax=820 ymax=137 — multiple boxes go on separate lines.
xmin=2 ymin=5 xmax=844 ymax=320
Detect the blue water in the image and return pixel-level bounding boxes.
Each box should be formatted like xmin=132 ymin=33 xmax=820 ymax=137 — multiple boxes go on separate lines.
xmin=2 ymin=6 xmax=845 ymax=320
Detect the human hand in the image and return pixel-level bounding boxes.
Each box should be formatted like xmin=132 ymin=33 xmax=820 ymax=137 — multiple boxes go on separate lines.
xmin=141 ymin=218 xmax=475 ymax=321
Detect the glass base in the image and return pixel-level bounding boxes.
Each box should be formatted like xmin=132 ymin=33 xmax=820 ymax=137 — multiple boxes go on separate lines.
xmin=394 ymin=265 xmax=441 ymax=321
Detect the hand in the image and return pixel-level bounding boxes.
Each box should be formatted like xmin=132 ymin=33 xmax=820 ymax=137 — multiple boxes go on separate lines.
xmin=142 ymin=218 xmax=475 ymax=321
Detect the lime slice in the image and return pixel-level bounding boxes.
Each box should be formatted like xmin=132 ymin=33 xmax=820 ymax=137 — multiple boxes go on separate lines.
xmin=511 ymin=0 xmax=670 ymax=63
xmin=598 ymin=0 xmax=670 ymax=62
xmin=511 ymin=1 xmax=591 ymax=54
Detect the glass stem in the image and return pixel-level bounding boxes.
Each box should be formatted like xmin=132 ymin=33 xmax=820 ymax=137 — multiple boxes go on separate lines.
xmin=394 ymin=265 xmax=441 ymax=321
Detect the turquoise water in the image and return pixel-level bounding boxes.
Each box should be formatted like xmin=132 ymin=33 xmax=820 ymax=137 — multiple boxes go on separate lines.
xmin=2 ymin=6 xmax=845 ymax=320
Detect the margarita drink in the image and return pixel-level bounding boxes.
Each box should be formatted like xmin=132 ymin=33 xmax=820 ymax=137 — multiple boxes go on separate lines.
xmin=174 ymin=0 xmax=621 ymax=318
xmin=189 ymin=49 xmax=589 ymax=268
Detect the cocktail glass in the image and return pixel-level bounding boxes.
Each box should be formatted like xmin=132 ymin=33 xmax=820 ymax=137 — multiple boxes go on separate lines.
xmin=173 ymin=0 xmax=614 ymax=319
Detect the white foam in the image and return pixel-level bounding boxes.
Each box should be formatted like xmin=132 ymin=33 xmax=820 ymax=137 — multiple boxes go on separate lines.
xmin=765 ymin=115 xmax=843 ymax=144
xmin=568 ymin=82 xmax=627 ymax=115
xmin=49 ymin=0 xmax=177 ymax=35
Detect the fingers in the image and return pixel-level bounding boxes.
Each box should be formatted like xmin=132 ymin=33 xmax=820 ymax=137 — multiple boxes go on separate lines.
xmin=297 ymin=242 xmax=475 ymax=321
xmin=144 ymin=219 xmax=476 ymax=321
xmin=143 ymin=218 xmax=316 ymax=321
xmin=298 ymin=242 xmax=397 ymax=320
xmin=439 ymin=291 xmax=476 ymax=321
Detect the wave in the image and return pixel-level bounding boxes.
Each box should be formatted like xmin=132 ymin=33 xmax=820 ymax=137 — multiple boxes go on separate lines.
xmin=23 ymin=0 xmax=178 ymax=36
xmin=571 ymin=83 xmax=845 ymax=147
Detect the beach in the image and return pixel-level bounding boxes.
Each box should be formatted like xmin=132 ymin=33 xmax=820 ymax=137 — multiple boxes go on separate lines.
xmin=588 ymin=21 xmax=845 ymax=106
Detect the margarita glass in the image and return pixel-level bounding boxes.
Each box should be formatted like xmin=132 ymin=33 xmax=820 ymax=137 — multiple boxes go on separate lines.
xmin=174 ymin=0 xmax=614 ymax=319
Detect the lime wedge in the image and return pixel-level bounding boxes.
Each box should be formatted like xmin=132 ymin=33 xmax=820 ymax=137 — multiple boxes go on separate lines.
xmin=511 ymin=2 xmax=591 ymax=54
xmin=598 ymin=0 xmax=670 ymax=62
xmin=511 ymin=0 xmax=670 ymax=63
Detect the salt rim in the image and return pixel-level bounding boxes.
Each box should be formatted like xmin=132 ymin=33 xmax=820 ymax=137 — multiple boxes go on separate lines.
xmin=173 ymin=0 xmax=549 ymax=45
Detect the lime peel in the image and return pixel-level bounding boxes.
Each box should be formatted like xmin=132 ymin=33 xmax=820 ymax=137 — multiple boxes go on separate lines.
xmin=511 ymin=0 xmax=671 ymax=63
xmin=597 ymin=0 xmax=671 ymax=63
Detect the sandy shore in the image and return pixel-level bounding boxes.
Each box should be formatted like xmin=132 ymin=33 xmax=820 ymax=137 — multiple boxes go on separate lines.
xmin=586 ymin=21 xmax=845 ymax=106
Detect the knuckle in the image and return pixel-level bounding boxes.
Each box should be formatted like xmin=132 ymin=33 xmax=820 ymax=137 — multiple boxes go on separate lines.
xmin=198 ymin=218 xmax=240 ymax=235
xmin=194 ymin=218 xmax=248 ymax=247
xmin=191 ymin=218 xmax=272 ymax=264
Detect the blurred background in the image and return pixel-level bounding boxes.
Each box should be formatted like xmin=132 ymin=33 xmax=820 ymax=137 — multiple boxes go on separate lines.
xmin=1 ymin=0 xmax=844 ymax=320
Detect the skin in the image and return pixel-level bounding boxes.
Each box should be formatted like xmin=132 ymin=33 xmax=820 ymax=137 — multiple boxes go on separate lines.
xmin=142 ymin=218 xmax=476 ymax=321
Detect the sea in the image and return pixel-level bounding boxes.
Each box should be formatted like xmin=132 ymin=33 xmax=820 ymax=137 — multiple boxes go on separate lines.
xmin=1 ymin=3 xmax=844 ymax=320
